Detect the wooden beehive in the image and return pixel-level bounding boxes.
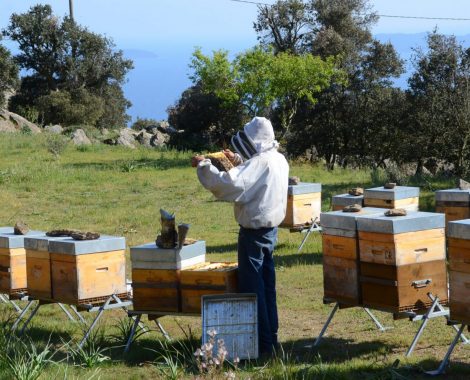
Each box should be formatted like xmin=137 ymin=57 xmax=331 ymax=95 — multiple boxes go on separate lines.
xmin=360 ymin=260 xmax=448 ymax=312
xmin=130 ymin=240 xmax=206 ymax=311
xmin=331 ymin=193 xmax=364 ymax=211
xmin=357 ymin=212 xmax=445 ymax=266
xmin=447 ymin=220 xmax=470 ymax=323
xmin=48 ymin=236 xmax=127 ymax=304
xmin=180 ymin=262 xmax=238 ymax=313
xmin=364 ymin=186 xmax=420 ymax=211
xmin=281 ymin=182 xmax=321 ymax=228
xmin=435 ymin=189 xmax=470 ymax=226
xmin=321 ymin=208 xmax=385 ymax=305
xmin=24 ymin=235 xmax=70 ymax=300
xmin=0 ymin=227 xmax=43 ymax=295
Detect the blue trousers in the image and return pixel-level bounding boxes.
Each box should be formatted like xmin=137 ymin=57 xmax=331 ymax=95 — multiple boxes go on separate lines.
xmin=237 ymin=226 xmax=278 ymax=354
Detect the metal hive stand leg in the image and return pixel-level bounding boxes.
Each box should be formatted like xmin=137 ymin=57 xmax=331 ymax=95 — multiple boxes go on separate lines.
xmin=363 ymin=308 xmax=391 ymax=332
xmin=425 ymin=324 xmax=466 ymax=376
xmin=69 ymin=305 xmax=86 ymax=324
xmin=297 ymin=218 xmax=320 ymax=254
xmin=58 ymin=303 xmax=76 ymax=322
xmin=124 ymin=314 xmax=142 ymax=353
xmin=313 ymin=302 xmax=339 ymax=348
xmin=11 ymin=300 xmax=36 ymax=332
xmin=0 ymin=294 xmax=22 ymax=313
xmin=406 ymin=296 xmax=440 ymax=357
xmin=155 ymin=318 xmax=172 ymax=341
xmin=78 ymin=296 xmax=113 ymax=349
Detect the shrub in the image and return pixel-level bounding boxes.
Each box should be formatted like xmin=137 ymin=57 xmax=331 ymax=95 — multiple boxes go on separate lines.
xmin=45 ymin=133 xmax=68 ymax=158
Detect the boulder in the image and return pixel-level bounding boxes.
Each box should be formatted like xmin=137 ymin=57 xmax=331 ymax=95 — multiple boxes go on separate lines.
xmin=0 ymin=110 xmax=41 ymax=134
xmin=150 ymin=130 xmax=170 ymax=147
xmin=116 ymin=128 xmax=138 ymax=149
xmin=44 ymin=124 xmax=64 ymax=134
xmin=71 ymin=129 xmax=92 ymax=145
xmin=136 ymin=130 xmax=153 ymax=148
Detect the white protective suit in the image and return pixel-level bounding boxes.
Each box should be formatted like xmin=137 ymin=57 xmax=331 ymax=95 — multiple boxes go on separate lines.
xmin=197 ymin=117 xmax=289 ymax=229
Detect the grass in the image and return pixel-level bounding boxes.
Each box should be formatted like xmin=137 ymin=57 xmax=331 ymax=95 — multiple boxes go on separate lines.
xmin=0 ymin=133 xmax=468 ymax=379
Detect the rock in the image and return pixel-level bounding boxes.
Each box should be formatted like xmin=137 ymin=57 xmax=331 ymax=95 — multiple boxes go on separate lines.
xmin=384 ymin=182 xmax=396 ymax=189
xmin=150 ymin=130 xmax=170 ymax=147
xmin=348 ymin=187 xmax=364 ymax=196
xmin=342 ymin=204 xmax=362 ymax=213
xmin=143 ymin=125 xmax=159 ymax=135
xmin=0 ymin=110 xmax=41 ymax=134
xmin=71 ymin=231 xmax=100 ymax=240
xmin=46 ymin=229 xmax=80 ymax=237
xmin=14 ymin=221 xmax=29 ymax=235
xmin=459 ymin=179 xmax=470 ymax=190
xmin=71 ymin=129 xmax=91 ymax=145
xmin=384 ymin=208 xmax=407 ymax=217
xmin=44 ymin=124 xmax=63 ymax=134
xmin=116 ymin=128 xmax=137 ymax=149
xmin=136 ymin=130 xmax=153 ymax=148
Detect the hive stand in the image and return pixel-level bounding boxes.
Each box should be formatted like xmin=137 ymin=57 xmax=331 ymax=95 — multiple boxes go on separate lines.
xmin=11 ymin=294 xmax=133 ymax=348
xmin=313 ymin=293 xmax=467 ymax=357
xmin=0 ymin=292 xmax=28 ymax=313
xmin=124 ymin=310 xmax=199 ymax=353
xmin=312 ymin=298 xmax=392 ymax=349
xmin=290 ymin=217 xmax=322 ymax=253
xmin=425 ymin=322 xmax=467 ymax=376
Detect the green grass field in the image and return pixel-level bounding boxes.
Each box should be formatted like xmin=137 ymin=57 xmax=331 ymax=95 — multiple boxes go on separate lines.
xmin=0 ymin=133 xmax=469 ymax=379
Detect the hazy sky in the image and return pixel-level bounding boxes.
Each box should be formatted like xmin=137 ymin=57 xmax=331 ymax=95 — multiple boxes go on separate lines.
xmin=2 ymin=0 xmax=470 ymax=47
xmin=1 ymin=0 xmax=470 ymax=121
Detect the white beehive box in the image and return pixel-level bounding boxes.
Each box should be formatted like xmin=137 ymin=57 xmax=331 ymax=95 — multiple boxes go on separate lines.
xmin=202 ymin=293 xmax=258 ymax=360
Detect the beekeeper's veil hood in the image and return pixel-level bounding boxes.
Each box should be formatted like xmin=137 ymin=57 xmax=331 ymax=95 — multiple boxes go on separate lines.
xmin=231 ymin=117 xmax=279 ymax=160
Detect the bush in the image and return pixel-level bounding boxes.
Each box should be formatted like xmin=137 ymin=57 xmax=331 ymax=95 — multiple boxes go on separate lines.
xmin=45 ymin=133 xmax=68 ymax=158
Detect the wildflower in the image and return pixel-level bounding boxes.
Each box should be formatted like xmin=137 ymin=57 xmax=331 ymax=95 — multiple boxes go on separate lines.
xmin=202 ymin=342 xmax=213 ymax=352
xmin=207 ymin=328 xmax=217 ymax=337
xmin=194 ymin=348 xmax=202 ymax=357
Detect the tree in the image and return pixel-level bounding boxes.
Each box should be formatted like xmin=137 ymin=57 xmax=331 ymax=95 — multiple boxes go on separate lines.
xmin=167 ymin=83 xmax=244 ymax=150
xmin=189 ymin=46 xmax=340 ymax=138
xmin=0 ymin=38 xmax=19 ymax=108
xmin=254 ymin=0 xmax=314 ymax=54
xmin=255 ymin=0 xmax=404 ymax=167
xmin=407 ymin=31 xmax=470 ymax=175
xmin=4 ymin=4 xmax=133 ymax=128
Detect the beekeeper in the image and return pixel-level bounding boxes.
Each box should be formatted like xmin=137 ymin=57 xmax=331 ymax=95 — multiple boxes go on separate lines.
xmin=192 ymin=116 xmax=289 ymax=356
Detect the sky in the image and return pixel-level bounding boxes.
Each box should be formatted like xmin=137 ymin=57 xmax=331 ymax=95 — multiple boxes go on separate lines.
xmin=1 ymin=0 xmax=470 ymax=121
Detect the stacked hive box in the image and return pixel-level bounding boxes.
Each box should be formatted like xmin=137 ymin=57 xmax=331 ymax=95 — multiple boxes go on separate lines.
xmin=181 ymin=262 xmax=238 ymax=313
xmin=357 ymin=212 xmax=447 ymax=312
xmin=331 ymin=193 xmax=364 ymax=211
xmin=435 ymin=189 xmax=470 ymax=226
xmin=281 ymin=183 xmax=321 ymax=228
xmin=0 ymin=227 xmax=44 ymax=295
xmin=24 ymin=234 xmax=70 ymax=299
xmin=447 ymin=220 xmax=470 ymax=323
xmin=47 ymin=236 xmax=127 ymax=304
xmin=320 ymin=208 xmax=385 ymax=305
xmin=130 ymin=240 xmax=206 ymax=312
xmin=364 ymin=186 xmax=420 ymax=211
